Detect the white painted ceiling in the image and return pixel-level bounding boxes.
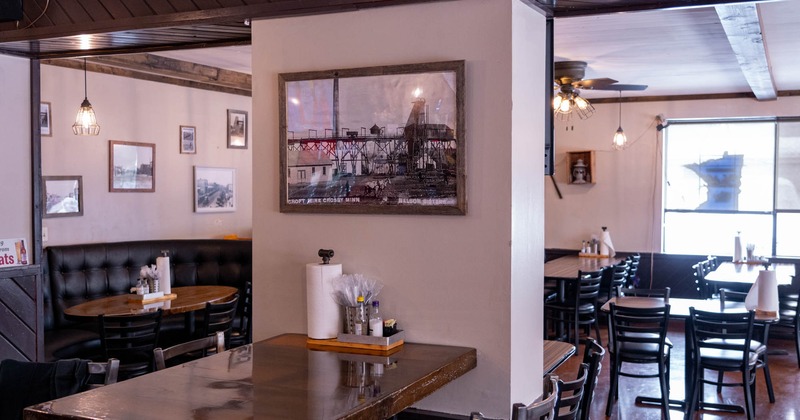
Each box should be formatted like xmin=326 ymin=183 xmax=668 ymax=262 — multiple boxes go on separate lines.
xmin=154 ymin=0 xmax=800 ymax=100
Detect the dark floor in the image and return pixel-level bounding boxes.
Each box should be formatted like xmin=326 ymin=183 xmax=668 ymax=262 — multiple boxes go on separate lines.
xmin=553 ymin=323 xmax=800 ymax=419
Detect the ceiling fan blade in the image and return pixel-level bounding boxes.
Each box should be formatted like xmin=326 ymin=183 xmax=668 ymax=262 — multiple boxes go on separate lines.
xmin=573 ymin=78 xmax=618 ymax=89
xmin=592 ymin=83 xmax=648 ymax=91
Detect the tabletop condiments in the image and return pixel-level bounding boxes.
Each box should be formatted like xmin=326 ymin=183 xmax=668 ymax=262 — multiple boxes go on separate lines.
xmin=354 ymin=296 xmax=367 ymax=335
xmin=369 ymin=301 xmax=383 ymax=337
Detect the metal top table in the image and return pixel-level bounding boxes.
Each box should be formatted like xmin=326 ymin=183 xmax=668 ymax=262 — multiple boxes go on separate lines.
xmin=24 ymin=333 xmax=477 ymax=420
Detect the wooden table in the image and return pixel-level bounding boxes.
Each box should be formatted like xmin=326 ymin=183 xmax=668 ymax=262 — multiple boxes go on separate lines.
xmin=23 ymin=333 xmax=477 ymax=420
xmin=63 ymin=285 xmax=239 ymax=318
xmin=602 ymin=297 xmax=778 ymax=418
xmin=704 ymin=262 xmax=795 ymax=287
xmin=544 ymin=255 xmax=622 ymax=279
xmin=543 ymin=340 xmax=576 ymax=375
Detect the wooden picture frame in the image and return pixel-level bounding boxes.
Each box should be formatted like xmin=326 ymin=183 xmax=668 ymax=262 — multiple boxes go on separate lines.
xmin=279 ymin=60 xmax=466 ymax=215
xmin=567 ymin=150 xmax=595 ymax=184
xmin=40 ymin=102 xmax=52 ymax=137
xmin=43 ymin=176 xmax=83 ymax=218
xmin=109 ymin=140 xmax=156 ymax=192
xmin=227 ymin=109 xmax=248 ymax=149
xmin=180 ymin=125 xmax=196 ymax=154
xmin=194 ymin=166 xmax=236 ymax=212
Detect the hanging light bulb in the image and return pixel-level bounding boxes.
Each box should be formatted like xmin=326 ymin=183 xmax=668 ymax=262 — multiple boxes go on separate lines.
xmin=72 ymin=58 xmax=100 ymax=136
xmin=612 ymin=91 xmax=627 ymax=150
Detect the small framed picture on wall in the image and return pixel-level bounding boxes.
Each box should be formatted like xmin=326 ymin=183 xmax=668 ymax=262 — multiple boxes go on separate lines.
xmin=227 ymin=109 xmax=248 ymax=149
xmin=180 ymin=125 xmax=196 ymax=154
xmin=40 ymin=102 xmax=52 ymax=137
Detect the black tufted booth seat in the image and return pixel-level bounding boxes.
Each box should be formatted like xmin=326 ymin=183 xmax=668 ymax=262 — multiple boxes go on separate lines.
xmin=43 ymin=239 xmax=252 ymax=362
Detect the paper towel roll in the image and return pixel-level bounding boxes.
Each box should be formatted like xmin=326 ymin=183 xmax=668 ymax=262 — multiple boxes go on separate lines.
xmin=600 ymin=229 xmax=616 ymax=257
xmin=757 ymin=269 xmax=778 ymax=314
xmin=156 ymin=256 xmax=171 ymax=295
xmin=307 ymin=263 xmax=342 ymax=339
xmin=734 ymin=233 xmax=742 ymax=262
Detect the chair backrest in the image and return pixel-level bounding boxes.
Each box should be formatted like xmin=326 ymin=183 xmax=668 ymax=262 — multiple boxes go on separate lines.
xmin=608 ymin=303 xmax=671 ymax=356
xmin=617 ymin=286 xmax=670 ymax=301
xmin=706 ymin=255 xmax=718 ymax=271
xmin=98 ymin=309 xmax=163 ymax=379
xmin=777 ymin=284 xmax=800 ymax=327
xmin=607 ymin=264 xmax=628 ymax=299
xmin=201 ymin=294 xmax=239 ymax=348
xmin=577 ymin=270 xmax=602 ymax=305
xmin=554 ymin=363 xmax=589 ymax=420
xmin=153 ymin=331 xmax=226 ymax=371
xmin=512 ymin=375 xmax=560 ymax=420
xmin=85 ymin=358 xmax=120 ymax=390
xmin=579 ymin=337 xmax=605 ymax=420
xmin=689 ymin=307 xmax=755 ymax=366
xmin=692 ymin=260 xmax=711 ymax=298
xmin=625 ymin=255 xmax=640 ymax=288
xmin=230 ymin=280 xmax=252 ymax=347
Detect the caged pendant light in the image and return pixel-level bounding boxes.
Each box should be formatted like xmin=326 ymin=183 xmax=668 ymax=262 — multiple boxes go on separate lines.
xmin=72 ymin=58 xmax=100 ymax=136
xmin=611 ymin=90 xmax=627 ymax=150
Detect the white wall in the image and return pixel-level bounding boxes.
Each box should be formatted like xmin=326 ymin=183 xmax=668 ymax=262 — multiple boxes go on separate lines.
xmin=40 ymin=65 xmax=253 ymax=245
xmin=545 ymin=95 xmax=800 ymax=253
xmin=0 ymin=55 xmax=32 ymax=250
xmin=251 ymin=0 xmax=546 ymax=417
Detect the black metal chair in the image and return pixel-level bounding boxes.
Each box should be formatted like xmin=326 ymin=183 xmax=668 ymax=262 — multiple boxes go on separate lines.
xmin=544 ymin=270 xmax=603 ymax=347
xmin=578 ymin=337 xmax=605 ymax=420
xmin=692 ymin=260 xmax=712 ymax=299
xmin=771 ymin=284 xmax=800 ymax=368
xmin=153 ymin=331 xmax=226 ymax=371
xmin=687 ymin=308 xmax=759 ymax=420
xmin=198 ymin=294 xmax=239 ymax=352
xmin=597 ymin=263 xmax=627 ymax=307
xmin=625 ymin=253 xmax=641 ymax=288
xmin=470 ymin=376 xmax=560 ymax=420
xmin=0 ymin=358 xmax=118 ymax=420
xmin=553 ymin=363 xmax=588 ymax=420
xmin=229 ymin=281 xmax=252 ymax=348
xmin=718 ymin=288 xmax=774 ymax=403
xmin=605 ymin=302 xmax=671 ymax=418
xmin=85 ymin=358 xmax=120 ymax=389
xmin=98 ymin=309 xmax=163 ymax=380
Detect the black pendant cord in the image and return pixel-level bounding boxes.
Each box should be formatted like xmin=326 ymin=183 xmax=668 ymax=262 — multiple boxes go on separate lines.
xmin=618 ymin=90 xmax=622 ymax=129
xmin=83 ymin=58 xmax=88 ymax=100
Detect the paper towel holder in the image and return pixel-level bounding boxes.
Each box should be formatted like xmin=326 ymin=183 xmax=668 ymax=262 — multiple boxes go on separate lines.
xmin=318 ymin=249 xmax=334 ymax=264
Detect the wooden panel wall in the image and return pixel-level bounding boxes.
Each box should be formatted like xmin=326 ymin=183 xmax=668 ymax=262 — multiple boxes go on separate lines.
xmin=0 ymin=266 xmax=43 ymax=362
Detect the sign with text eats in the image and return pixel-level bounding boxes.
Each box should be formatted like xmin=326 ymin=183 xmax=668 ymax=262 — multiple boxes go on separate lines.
xmin=0 ymin=238 xmax=29 ymax=267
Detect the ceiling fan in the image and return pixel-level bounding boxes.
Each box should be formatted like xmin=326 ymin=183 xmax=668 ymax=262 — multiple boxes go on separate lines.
xmin=553 ymin=61 xmax=647 ymax=121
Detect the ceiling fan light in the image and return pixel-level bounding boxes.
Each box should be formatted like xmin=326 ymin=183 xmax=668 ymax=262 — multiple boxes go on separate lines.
xmin=612 ymin=127 xmax=627 ymax=150
xmin=552 ymin=94 xmax=564 ymax=110
xmin=574 ymin=95 xmax=590 ymax=110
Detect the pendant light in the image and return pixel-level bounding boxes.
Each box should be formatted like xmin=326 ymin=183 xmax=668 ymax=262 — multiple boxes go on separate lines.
xmin=611 ymin=90 xmax=627 ymax=150
xmin=72 ymin=58 xmax=100 ymax=136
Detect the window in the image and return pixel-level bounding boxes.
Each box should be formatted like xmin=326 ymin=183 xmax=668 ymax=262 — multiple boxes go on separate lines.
xmin=663 ymin=119 xmax=800 ymax=257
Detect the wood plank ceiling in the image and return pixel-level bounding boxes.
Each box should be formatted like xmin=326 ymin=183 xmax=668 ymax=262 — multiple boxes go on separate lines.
xmin=0 ymin=0 xmax=770 ymax=98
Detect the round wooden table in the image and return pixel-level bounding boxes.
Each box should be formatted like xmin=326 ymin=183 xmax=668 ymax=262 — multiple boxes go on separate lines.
xmin=64 ymin=285 xmax=239 ymax=319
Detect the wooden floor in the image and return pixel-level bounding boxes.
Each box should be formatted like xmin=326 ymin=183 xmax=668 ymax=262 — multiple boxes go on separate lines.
xmin=553 ymin=323 xmax=800 ymax=419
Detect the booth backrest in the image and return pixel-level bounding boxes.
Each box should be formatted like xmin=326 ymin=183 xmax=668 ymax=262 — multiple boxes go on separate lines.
xmin=43 ymin=240 xmax=252 ymax=331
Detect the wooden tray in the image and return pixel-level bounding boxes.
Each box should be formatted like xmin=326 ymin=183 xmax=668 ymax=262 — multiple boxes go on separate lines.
xmin=578 ymin=253 xmax=610 ymax=258
xmin=128 ymin=293 xmax=177 ymax=304
xmin=307 ymin=332 xmax=404 ymax=355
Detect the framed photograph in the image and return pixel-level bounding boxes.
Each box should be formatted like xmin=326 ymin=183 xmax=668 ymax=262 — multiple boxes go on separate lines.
xmin=180 ymin=125 xmax=196 ymax=154
xmin=109 ymin=140 xmax=156 ymax=192
xmin=227 ymin=109 xmax=248 ymax=149
xmin=43 ymin=176 xmax=83 ymax=218
xmin=194 ymin=166 xmax=236 ymax=212
xmin=40 ymin=102 xmax=52 ymax=137
xmin=279 ymin=60 xmax=465 ymax=215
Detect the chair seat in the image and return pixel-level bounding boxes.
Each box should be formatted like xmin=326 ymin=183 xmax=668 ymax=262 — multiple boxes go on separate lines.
xmin=704 ymin=338 xmax=766 ymax=354
xmin=698 ymin=347 xmax=760 ymax=367
xmin=617 ymin=341 xmax=670 ymax=358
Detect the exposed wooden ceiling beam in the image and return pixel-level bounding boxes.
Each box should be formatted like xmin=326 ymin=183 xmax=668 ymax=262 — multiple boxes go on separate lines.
xmin=42 ymin=56 xmax=251 ymax=97
xmin=715 ymin=3 xmax=777 ymax=100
